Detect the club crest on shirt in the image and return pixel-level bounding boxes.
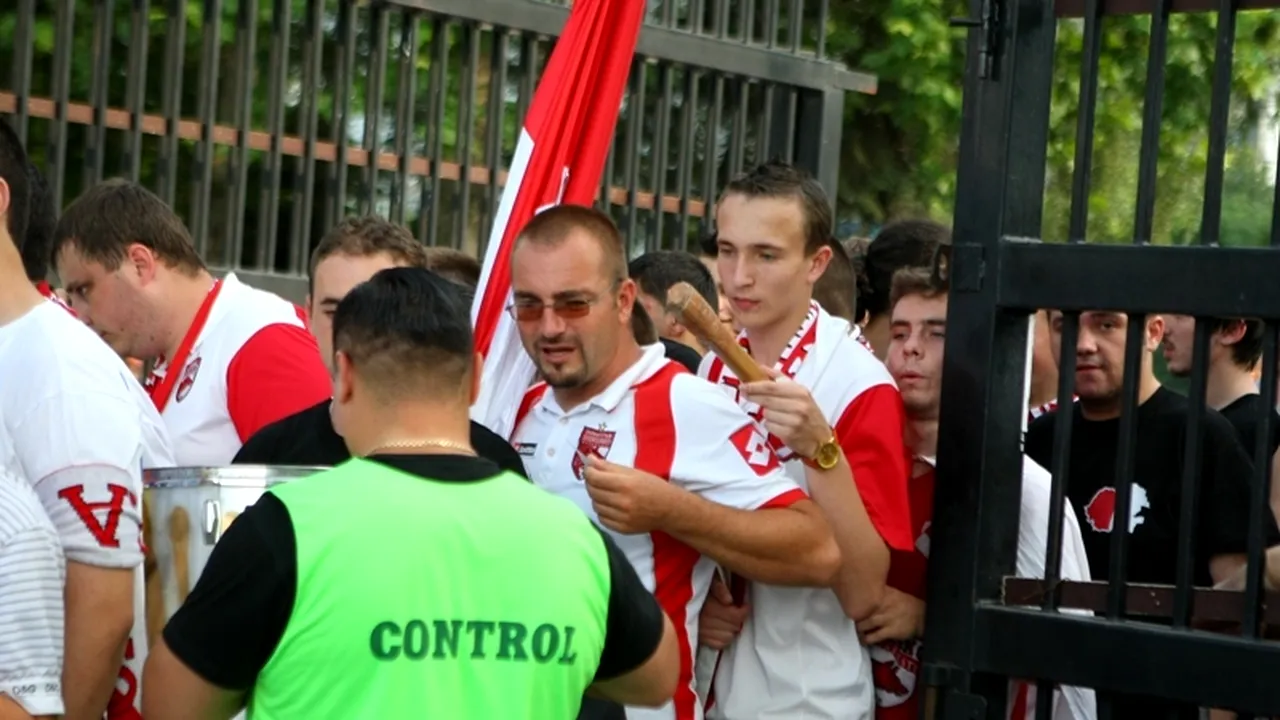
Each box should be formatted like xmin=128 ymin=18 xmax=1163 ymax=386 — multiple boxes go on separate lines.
xmin=572 ymin=426 xmax=615 ymax=480
xmin=869 ymin=639 xmax=922 ymax=708
xmin=515 ymin=442 xmax=537 ymax=458
xmin=175 ymin=356 xmax=202 ymax=403
xmin=1083 ymin=484 xmax=1150 ymax=534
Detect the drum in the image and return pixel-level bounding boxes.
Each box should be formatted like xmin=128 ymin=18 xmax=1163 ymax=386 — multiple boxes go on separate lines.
xmin=142 ymin=465 xmax=326 ymax=644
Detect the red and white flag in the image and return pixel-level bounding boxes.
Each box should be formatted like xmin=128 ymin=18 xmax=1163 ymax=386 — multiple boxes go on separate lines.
xmin=470 ymin=0 xmax=644 ymax=439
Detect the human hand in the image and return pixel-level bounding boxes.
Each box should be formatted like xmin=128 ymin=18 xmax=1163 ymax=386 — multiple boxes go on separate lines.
xmin=698 ymin=574 xmax=750 ymax=650
xmin=582 ymin=455 xmax=681 ymax=534
xmin=740 ymin=368 xmax=832 ymax=459
xmin=858 ymin=587 xmax=925 ymax=645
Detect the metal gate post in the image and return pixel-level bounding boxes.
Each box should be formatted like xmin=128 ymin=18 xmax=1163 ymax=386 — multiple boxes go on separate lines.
xmin=921 ymin=0 xmax=1057 ymax=714
xmin=791 ymin=86 xmax=845 ymax=201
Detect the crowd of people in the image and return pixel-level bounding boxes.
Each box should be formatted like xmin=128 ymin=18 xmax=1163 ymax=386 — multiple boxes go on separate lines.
xmin=1 ymin=111 xmax=1279 ymax=720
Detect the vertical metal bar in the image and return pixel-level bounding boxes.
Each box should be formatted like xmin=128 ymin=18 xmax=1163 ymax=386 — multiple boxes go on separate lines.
xmin=1244 ymin=324 xmax=1279 ymax=636
xmin=192 ymin=0 xmax=223 ymax=257
xmin=454 ymin=24 xmax=482 ymax=249
xmin=391 ymin=11 xmax=421 ymax=226
xmin=662 ymin=0 xmax=676 ymax=27
xmin=1132 ymin=0 xmax=1172 ymax=243
xmin=728 ymin=79 xmax=748 ymax=177
xmin=122 ymin=0 xmax=150 ymax=183
xmin=623 ymin=58 xmax=646 ymax=247
xmin=1066 ymin=0 xmax=1103 ymax=243
xmin=689 ymin=0 xmax=704 ymax=34
xmin=424 ymin=20 xmax=451 ymax=246
xmin=788 ymin=0 xmax=803 ymax=51
xmin=290 ymin=0 xmax=323 ymax=274
xmin=482 ymin=29 xmax=510 ymax=252
xmin=330 ymin=0 xmax=359 ymax=228
xmin=256 ymin=0 xmax=291 ymax=269
xmin=650 ymin=64 xmax=674 ymax=251
xmin=676 ymin=68 xmax=699 ymax=248
xmin=702 ymin=74 xmax=725 ymax=229
xmin=158 ymin=0 xmax=186 ymax=208
xmin=743 ymin=0 xmax=756 ymax=42
xmin=780 ymin=87 xmax=797 ymax=161
xmin=1197 ymin=0 xmax=1236 ymax=249
xmin=1106 ymin=317 xmax=1145 ymax=620
xmin=758 ymin=83 xmax=775 ymax=161
xmin=363 ymin=3 xmax=391 ymax=216
xmin=715 ymin=0 xmax=730 ymax=38
xmin=48 ymin=0 xmax=76 ymax=209
xmin=9 ymin=0 xmax=35 ymax=143
xmin=226 ymin=0 xmax=259 ymax=267
xmin=84 ymin=0 xmax=115 ymax=189
xmin=816 ymin=0 xmax=828 ymax=57
xmin=765 ymin=0 xmax=779 ymax=48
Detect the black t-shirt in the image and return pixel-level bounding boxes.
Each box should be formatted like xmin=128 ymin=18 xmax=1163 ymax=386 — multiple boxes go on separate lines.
xmin=1026 ymin=388 xmax=1279 ymax=718
xmin=659 ymin=338 xmax=703 ymax=373
xmin=1219 ymin=393 xmax=1280 ymax=462
xmin=233 ymin=399 xmax=527 ymax=479
xmin=1025 ymin=387 xmax=1274 ymax=587
xmin=162 ymin=454 xmax=666 ymax=694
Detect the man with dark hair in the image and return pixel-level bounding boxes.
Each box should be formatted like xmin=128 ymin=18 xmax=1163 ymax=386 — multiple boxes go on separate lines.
xmin=23 ymin=162 xmax=56 ymax=286
xmin=628 ymin=249 xmax=716 ymax=369
xmin=423 ymin=245 xmax=482 ymax=288
xmin=812 ymin=237 xmax=857 ymax=322
xmin=53 ymin=178 xmax=331 ymax=466
xmin=848 ymin=219 xmax=952 ymax=359
xmin=0 ymin=119 xmax=177 ymax=720
xmin=1026 ymin=309 xmax=1279 ymax=718
xmin=699 ymin=162 xmax=913 ymax=719
xmin=1163 ymin=314 xmax=1280 ymax=520
xmin=509 ymin=203 xmax=839 ymax=720
xmin=147 ymin=266 xmax=680 ymax=718
xmin=235 ymin=216 xmax=524 ymax=476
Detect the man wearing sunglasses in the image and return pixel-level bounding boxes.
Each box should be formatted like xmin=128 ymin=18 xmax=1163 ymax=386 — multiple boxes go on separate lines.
xmin=507 ymin=204 xmax=841 ymax=720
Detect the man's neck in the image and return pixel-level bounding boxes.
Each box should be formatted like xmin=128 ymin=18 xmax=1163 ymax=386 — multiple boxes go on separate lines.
xmin=743 ymin=300 xmax=812 ymax=368
xmin=906 ymin=416 xmax=938 ymax=458
xmin=347 ymin=402 xmax=474 ymax=457
xmin=673 ymin=330 xmax=705 ymax=356
xmin=552 ymin=340 xmax=645 ymax=411
xmin=1205 ymin=360 xmax=1259 ymax=411
xmin=159 ymin=270 xmax=218 ymax=359
xmin=0 ymin=246 xmax=43 ymax=327
xmin=1080 ymin=375 xmax=1161 ymax=421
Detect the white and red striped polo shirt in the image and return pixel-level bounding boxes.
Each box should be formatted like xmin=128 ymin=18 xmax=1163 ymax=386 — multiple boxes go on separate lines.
xmin=700 ymin=302 xmax=914 ymax=720
xmin=512 ymin=343 xmax=804 ymax=720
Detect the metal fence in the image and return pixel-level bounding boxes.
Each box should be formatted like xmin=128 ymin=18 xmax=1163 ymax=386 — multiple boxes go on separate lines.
xmin=926 ymin=0 xmax=1280 ymax=714
xmin=1 ymin=0 xmax=872 ymax=300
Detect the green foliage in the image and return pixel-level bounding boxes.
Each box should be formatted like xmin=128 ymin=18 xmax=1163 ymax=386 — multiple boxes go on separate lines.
xmin=828 ymin=0 xmax=1280 ymax=244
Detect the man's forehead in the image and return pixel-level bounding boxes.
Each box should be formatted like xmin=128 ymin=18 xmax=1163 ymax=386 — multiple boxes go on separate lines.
xmin=892 ymin=294 xmax=948 ymax=322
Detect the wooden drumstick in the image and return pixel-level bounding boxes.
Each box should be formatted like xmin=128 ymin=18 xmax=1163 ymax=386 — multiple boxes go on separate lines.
xmin=169 ymin=507 xmax=191 ymax=604
xmin=664 ymin=281 xmax=769 ymax=384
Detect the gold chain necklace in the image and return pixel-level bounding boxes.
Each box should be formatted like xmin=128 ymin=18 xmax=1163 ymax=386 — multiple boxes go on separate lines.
xmin=366 ymin=438 xmax=476 ymax=457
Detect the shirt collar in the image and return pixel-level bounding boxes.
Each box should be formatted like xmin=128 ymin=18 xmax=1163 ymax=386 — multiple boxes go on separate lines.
xmin=540 ymin=343 xmax=670 ymax=417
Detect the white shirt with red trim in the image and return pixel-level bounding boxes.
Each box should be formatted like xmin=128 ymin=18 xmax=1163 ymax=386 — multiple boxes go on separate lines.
xmin=700 ymin=303 xmax=915 ymax=720
xmin=0 ymin=299 xmax=176 ymax=720
xmin=512 ymin=343 xmax=805 ymax=720
xmin=145 ymin=273 xmax=331 ymax=466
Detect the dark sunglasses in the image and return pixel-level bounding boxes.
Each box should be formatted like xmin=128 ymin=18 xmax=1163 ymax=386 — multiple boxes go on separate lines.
xmin=507 ymin=297 xmax=598 ymax=323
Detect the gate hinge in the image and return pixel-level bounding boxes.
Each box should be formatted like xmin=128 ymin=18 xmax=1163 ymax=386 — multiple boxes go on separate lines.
xmin=950 ymin=0 xmax=1003 ymax=79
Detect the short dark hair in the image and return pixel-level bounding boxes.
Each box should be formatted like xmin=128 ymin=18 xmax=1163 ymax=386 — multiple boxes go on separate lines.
xmin=52 ymin=178 xmax=205 ymax=274
xmin=423 ymin=246 xmax=481 ymax=289
xmin=720 ymin=161 xmax=833 ymax=255
xmin=23 ymin=161 xmax=57 ymax=282
xmin=333 ymin=266 xmax=473 ymax=403
xmin=1206 ymin=317 xmax=1265 ymax=369
xmin=890 ymin=265 xmax=950 ymax=310
xmin=514 ymin=204 xmax=627 ymax=284
xmin=628 ymin=250 xmax=718 ymax=310
xmin=858 ymin=219 xmax=952 ymax=321
xmin=0 ymin=120 xmax=31 ymax=248
xmin=630 ymin=301 xmax=658 ymax=344
xmin=309 ymin=216 xmax=428 ymax=294
xmin=697 ymin=231 xmax=717 ymax=258
xmin=813 ymin=238 xmax=856 ymax=322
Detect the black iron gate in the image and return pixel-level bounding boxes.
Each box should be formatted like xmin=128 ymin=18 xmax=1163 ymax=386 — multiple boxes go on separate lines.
xmin=2 ymin=0 xmax=870 ymax=302
xmin=925 ymin=0 xmax=1280 ymax=714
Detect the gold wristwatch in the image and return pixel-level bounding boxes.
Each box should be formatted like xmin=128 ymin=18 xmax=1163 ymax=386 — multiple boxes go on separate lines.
xmin=802 ymin=432 xmax=841 ymax=470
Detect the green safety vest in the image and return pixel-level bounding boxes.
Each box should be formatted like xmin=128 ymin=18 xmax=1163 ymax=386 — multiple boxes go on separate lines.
xmin=249 ymin=457 xmax=611 ymax=719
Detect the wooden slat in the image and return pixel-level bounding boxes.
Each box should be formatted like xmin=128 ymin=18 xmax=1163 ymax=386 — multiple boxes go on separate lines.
xmin=0 ymin=92 xmax=705 ymax=217
xmin=1003 ymin=577 xmax=1280 ymax=630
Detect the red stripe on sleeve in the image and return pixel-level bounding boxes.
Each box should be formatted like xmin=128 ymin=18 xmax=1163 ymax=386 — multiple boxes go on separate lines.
xmin=834 ymin=383 xmax=915 ymax=552
xmin=225 ymin=323 xmax=332 ymax=442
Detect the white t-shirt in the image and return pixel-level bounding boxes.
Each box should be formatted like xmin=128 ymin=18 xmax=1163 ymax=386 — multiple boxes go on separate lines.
xmin=0 ymin=423 xmax=65 ymax=717
xmin=512 ymin=343 xmax=804 ymax=720
xmin=0 ymin=300 xmax=175 ymax=720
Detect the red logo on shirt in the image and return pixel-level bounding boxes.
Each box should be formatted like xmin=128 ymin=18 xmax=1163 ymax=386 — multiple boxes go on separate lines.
xmin=572 ymin=427 xmax=616 ymax=480
xmin=57 ymin=484 xmax=137 ymax=548
xmin=870 ymin=639 xmax=921 ymax=708
xmin=175 ymin=356 xmax=202 ymax=403
xmin=729 ymin=424 xmax=781 ymax=475
xmin=1083 ymin=485 xmax=1150 ymax=534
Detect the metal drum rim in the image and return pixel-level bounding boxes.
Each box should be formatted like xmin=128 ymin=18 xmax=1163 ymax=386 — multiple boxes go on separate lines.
xmin=143 ymin=465 xmax=329 ymax=489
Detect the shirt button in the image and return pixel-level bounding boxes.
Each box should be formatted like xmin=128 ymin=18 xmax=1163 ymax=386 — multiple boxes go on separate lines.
xmin=559 ymin=417 xmax=568 ymax=425
xmin=547 ymin=448 xmax=556 ymax=457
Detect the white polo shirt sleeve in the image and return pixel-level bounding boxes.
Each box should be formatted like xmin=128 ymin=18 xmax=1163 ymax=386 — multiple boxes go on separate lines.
xmin=10 ymin=392 xmax=145 ymax=569
xmin=667 ymin=375 xmax=805 ymax=509
xmin=0 ymin=473 xmax=67 ymax=717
